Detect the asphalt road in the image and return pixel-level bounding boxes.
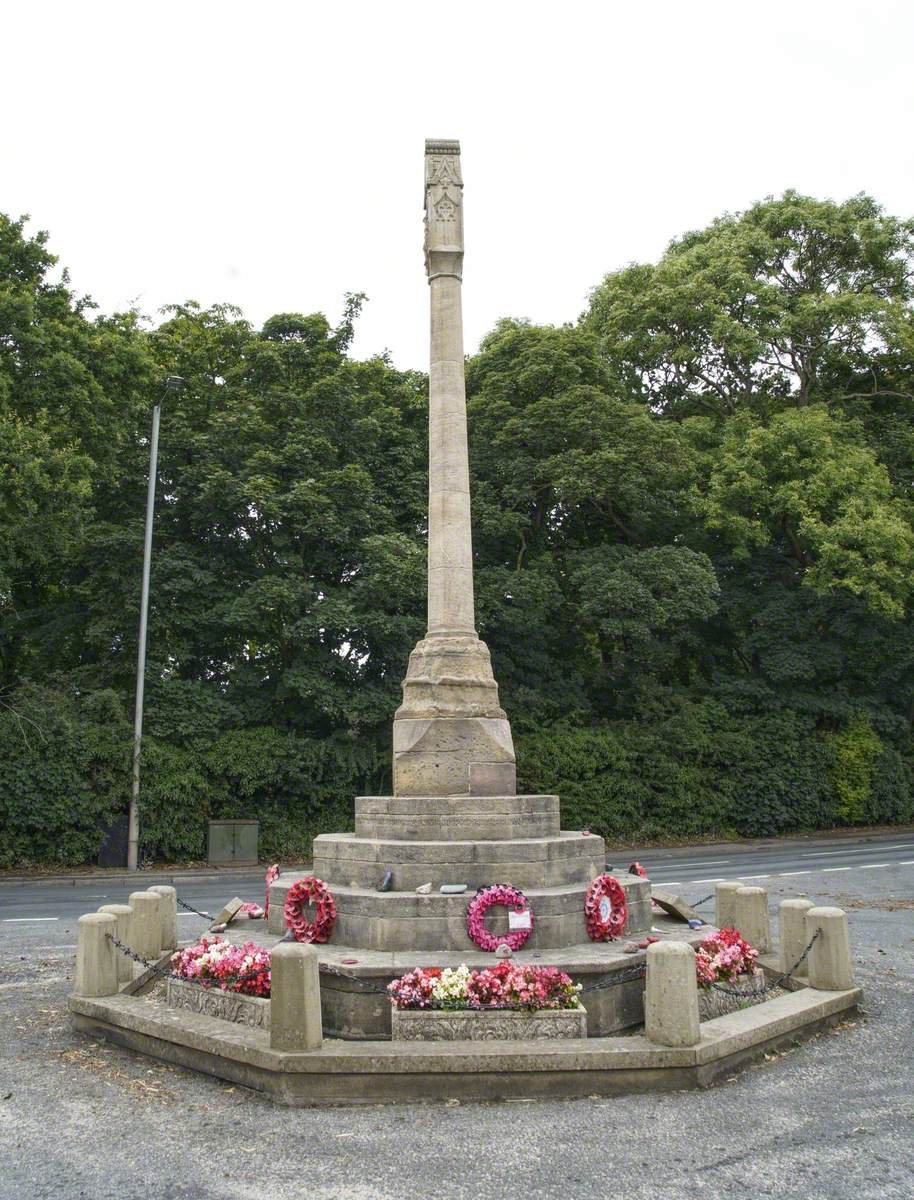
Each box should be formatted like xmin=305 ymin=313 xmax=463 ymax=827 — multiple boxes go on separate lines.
xmin=2 ymin=830 xmax=912 ymax=936
xmin=1 ymin=833 xmax=912 ymax=1200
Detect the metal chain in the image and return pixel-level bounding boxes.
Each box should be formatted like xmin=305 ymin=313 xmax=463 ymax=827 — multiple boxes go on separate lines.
xmin=176 ymin=896 xmax=213 ymax=921
xmin=707 ymin=928 xmax=821 ymax=998
xmin=579 ymin=964 xmax=646 ymax=993
xmin=689 ymin=893 xmax=715 ymax=908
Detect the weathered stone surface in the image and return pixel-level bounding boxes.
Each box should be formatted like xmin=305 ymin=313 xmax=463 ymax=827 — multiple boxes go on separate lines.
xmin=149 ymin=885 xmax=178 ymax=951
xmin=644 ymin=941 xmax=700 ymax=1048
xmin=391 ymin=1006 xmax=587 ymax=1041
xmin=127 ymin=890 xmax=162 ymax=959
xmin=715 ymin=881 xmax=742 ymax=930
xmin=734 ymin=886 xmax=771 ymax=952
xmin=650 ymin=888 xmax=705 ymax=925
xmin=166 ymin=977 xmax=270 ymax=1029
xmin=74 ymin=912 xmax=118 ymax=998
xmin=354 ymin=793 xmax=560 ymax=842
xmin=98 ymin=904 xmax=134 ymax=984
xmin=805 ymin=906 xmax=854 ymax=991
xmin=270 ymin=942 xmax=322 ymax=1052
xmin=779 ymin=898 xmax=816 ymax=977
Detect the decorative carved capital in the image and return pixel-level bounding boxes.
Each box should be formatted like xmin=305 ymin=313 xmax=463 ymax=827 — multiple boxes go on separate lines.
xmin=425 ymin=138 xmax=463 ymax=280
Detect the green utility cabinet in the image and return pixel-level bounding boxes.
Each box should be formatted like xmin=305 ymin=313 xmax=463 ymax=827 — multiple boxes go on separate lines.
xmin=206 ymin=819 xmax=259 ymax=866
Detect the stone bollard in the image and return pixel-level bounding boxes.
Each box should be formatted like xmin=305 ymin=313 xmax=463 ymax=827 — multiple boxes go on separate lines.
xmin=715 ymin=881 xmax=742 ymax=930
xmin=644 ymin=941 xmax=700 ymax=1048
xmin=98 ymin=903 xmax=134 ymax=983
xmin=805 ymin=907 xmax=854 ymax=991
xmin=74 ymin=912 xmax=118 ymax=997
xmin=127 ymin=891 xmax=162 ymax=960
xmin=149 ymin=885 xmax=178 ymax=951
xmin=734 ymin=886 xmax=770 ymax=953
xmin=270 ymin=942 xmax=323 ymax=1052
xmin=779 ymin=898 xmax=816 ymax=977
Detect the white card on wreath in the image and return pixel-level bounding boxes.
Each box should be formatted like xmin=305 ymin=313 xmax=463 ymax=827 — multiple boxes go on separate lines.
xmin=508 ymin=909 xmax=532 ymax=931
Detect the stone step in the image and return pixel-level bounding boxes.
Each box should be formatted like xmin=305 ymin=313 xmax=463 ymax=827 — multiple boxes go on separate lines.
xmin=268 ymin=875 xmax=651 ymax=952
xmin=354 ymin=793 xmax=560 ymax=841
xmin=313 ymin=830 xmax=605 ymax=891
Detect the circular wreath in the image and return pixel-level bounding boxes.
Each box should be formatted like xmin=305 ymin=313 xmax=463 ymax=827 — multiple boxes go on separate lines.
xmin=584 ymin=874 xmax=627 ymax=942
xmin=283 ymin=876 xmax=336 ymax=944
xmin=466 ymin=884 xmax=533 ymax=952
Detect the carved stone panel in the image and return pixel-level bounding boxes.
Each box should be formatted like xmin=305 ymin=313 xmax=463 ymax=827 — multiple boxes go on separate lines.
xmin=391 ymin=1005 xmax=587 ymax=1041
xmin=166 ymin=977 xmax=271 ymax=1029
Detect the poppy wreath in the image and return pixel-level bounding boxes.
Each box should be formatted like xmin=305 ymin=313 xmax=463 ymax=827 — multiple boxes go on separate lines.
xmin=283 ymin=876 xmax=336 ymax=944
xmin=584 ymin=874 xmax=627 ymax=941
xmin=466 ymin=883 xmax=534 ymax=952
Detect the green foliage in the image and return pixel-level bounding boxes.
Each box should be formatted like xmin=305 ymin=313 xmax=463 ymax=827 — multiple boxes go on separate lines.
xmin=827 ymin=714 xmax=884 ymax=825
xmin=2 ymin=192 xmax=913 ymax=867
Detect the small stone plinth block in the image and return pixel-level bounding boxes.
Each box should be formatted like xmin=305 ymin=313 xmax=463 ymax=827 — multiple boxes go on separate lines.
xmin=734 ymin=886 xmax=770 ymax=953
xmin=391 ymin=1006 xmax=587 ymax=1041
xmin=98 ymin=904 xmax=134 ymax=983
xmin=270 ymin=942 xmax=322 ymax=1052
xmin=715 ymin=881 xmax=742 ymax=930
xmin=806 ymin=906 xmax=854 ymax=991
xmin=166 ymin=977 xmax=270 ymax=1029
xmin=779 ymin=898 xmax=816 ymax=977
xmin=644 ymin=941 xmax=700 ymax=1048
xmin=74 ymin=912 xmax=118 ymax=998
xmin=127 ymin=891 xmax=162 ymax=960
xmin=149 ymin=885 xmax=178 ymax=951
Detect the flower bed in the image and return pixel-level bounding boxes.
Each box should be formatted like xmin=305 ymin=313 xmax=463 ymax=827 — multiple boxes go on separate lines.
xmin=695 ymin=926 xmax=767 ymax=1020
xmin=170 ymin=936 xmax=271 ymax=997
xmin=695 ymin=927 xmax=758 ymax=987
xmin=387 ymin=962 xmax=582 ymax=1011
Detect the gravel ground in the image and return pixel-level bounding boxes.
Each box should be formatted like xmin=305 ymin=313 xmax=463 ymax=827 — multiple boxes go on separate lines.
xmin=1 ymin=870 xmax=912 ymax=1200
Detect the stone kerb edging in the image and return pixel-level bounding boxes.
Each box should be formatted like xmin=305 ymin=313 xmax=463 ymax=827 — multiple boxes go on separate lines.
xmin=68 ymin=981 xmax=861 ymax=1103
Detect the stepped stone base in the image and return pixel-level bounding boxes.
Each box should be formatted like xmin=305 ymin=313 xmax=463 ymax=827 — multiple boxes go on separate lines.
xmin=354 ymin=794 xmax=559 ymax=842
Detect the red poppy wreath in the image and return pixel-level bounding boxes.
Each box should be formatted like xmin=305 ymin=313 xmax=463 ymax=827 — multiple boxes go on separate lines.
xmin=283 ymin=876 xmax=336 ymax=944
xmin=584 ymin=874 xmax=627 ymax=941
xmin=466 ymin=883 xmax=534 ymax=952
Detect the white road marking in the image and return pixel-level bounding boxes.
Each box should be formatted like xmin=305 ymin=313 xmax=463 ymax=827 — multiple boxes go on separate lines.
xmin=687 ymin=878 xmax=727 ymax=884
xmin=823 ymin=867 xmax=852 ymax=873
xmin=800 ymin=844 xmax=914 ymax=858
xmin=3 ymin=917 xmax=59 ymax=922
xmin=900 ymin=860 xmax=914 ymax=866
xmin=739 ymin=874 xmax=770 ymax=880
xmin=780 ymin=870 xmax=812 ymax=876
xmin=683 ymin=859 xmax=731 ymax=866
xmin=859 ymin=863 xmax=891 ymax=870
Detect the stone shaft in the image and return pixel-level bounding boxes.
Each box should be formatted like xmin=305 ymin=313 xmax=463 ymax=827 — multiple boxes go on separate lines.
xmin=644 ymin=941 xmax=700 ymax=1048
xmin=270 ymin=942 xmax=323 ymax=1052
xmin=392 ymin=139 xmax=516 ymax=797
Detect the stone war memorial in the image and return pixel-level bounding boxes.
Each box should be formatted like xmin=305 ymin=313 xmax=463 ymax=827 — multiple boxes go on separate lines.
xmin=67 ymin=141 xmax=862 ymax=1104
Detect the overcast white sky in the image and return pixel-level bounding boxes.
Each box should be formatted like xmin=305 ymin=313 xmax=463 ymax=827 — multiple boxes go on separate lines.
xmin=4 ymin=1 xmax=913 ymax=370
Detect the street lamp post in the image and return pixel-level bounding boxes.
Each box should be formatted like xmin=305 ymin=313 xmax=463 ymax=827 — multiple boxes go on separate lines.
xmin=127 ymin=376 xmax=183 ymax=871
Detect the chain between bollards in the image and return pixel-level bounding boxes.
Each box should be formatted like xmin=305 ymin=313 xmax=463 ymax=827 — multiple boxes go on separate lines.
xmin=707 ymin=928 xmax=822 ymax=998
xmin=176 ymin=896 xmax=213 ymax=921
xmin=106 ymin=933 xmax=269 ymax=992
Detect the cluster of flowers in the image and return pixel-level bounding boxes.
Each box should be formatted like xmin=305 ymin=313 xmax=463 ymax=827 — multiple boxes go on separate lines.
xmin=695 ymin=927 xmax=759 ymax=987
xmin=238 ymin=902 xmax=264 ymax=918
xmin=170 ymin=936 xmax=271 ymax=997
xmin=387 ymin=962 xmax=582 ymax=1011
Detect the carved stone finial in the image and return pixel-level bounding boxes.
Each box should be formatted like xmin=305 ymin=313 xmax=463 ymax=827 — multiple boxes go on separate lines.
xmin=424 ymin=139 xmax=463 ymax=280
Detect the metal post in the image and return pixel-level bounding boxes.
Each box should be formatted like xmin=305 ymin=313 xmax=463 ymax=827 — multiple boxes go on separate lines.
xmin=127 ymin=378 xmax=182 ymax=871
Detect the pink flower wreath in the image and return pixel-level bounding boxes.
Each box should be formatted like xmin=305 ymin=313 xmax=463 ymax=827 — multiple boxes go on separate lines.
xmin=283 ymin=876 xmax=336 ymax=944
xmin=466 ymin=883 xmax=534 ymax=952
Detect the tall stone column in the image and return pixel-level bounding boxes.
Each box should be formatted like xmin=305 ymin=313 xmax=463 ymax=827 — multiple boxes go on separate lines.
xmin=393 ymin=140 xmax=516 ymax=797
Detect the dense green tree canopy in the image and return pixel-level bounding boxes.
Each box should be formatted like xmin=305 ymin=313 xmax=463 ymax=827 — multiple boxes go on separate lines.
xmin=1 ymin=192 xmax=912 ymax=866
